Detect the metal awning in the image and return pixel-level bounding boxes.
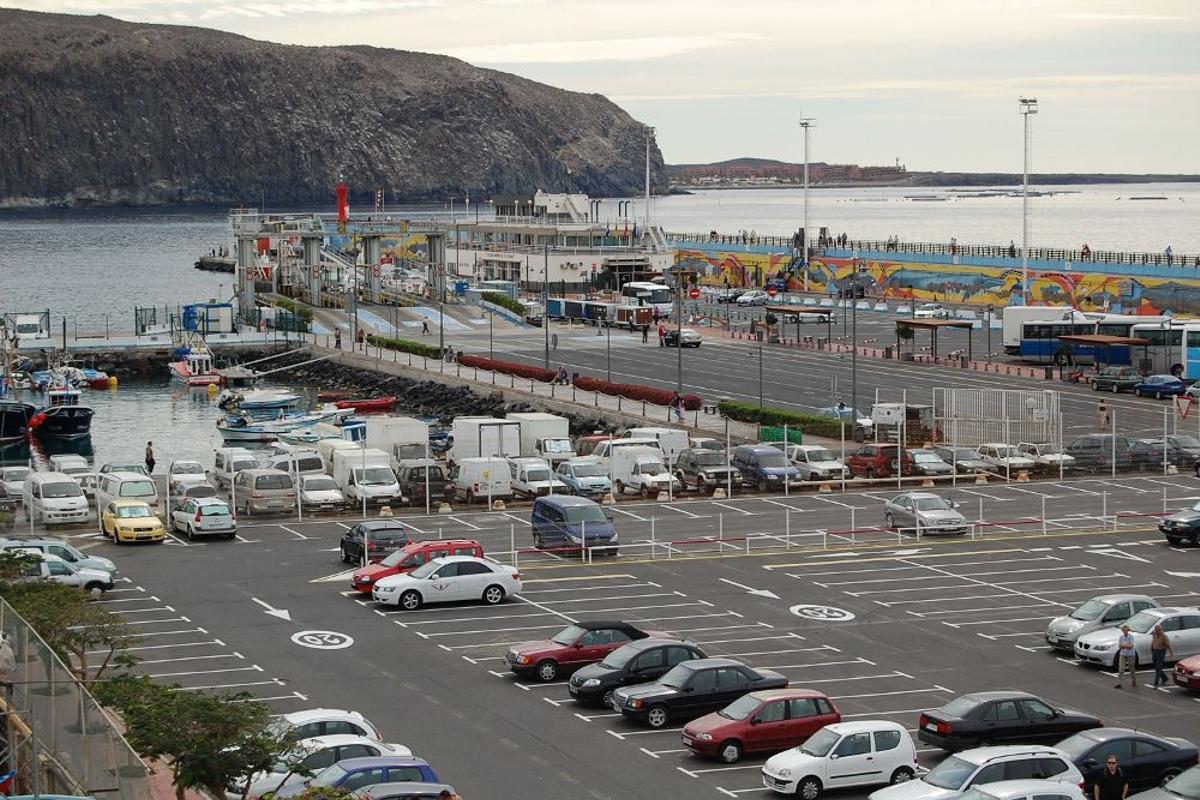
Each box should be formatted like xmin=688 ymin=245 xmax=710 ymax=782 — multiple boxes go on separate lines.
xmin=895 ymin=319 xmax=975 ymax=331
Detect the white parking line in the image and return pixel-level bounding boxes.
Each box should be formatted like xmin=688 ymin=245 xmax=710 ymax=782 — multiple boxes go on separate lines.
xmin=608 ymin=507 xmax=649 ymax=521
xmin=148 ymin=665 xmax=263 ymax=678
xmin=136 ymin=653 xmax=244 ymax=666
xmin=447 ymin=515 xmax=482 ymax=530
xmin=278 ymin=524 xmax=314 ymax=540
xmin=712 ymin=501 xmax=755 ymax=516
xmin=660 ymin=505 xmax=704 ymax=518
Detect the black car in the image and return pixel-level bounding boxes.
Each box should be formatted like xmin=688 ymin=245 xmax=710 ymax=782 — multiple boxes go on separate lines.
xmin=611 ymin=657 xmax=787 ymax=729
xmin=1129 ymin=438 xmax=1177 ymax=470
xmin=1165 ymin=435 xmax=1200 ymax=468
xmin=1065 ymin=434 xmax=1133 ymax=472
xmin=917 ymin=691 xmax=1103 ymax=751
xmin=932 ymin=446 xmax=992 ymax=474
xmin=1057 ymin=728 xmax=1198 ymax=791
xmin=569 ymin=638 xmax=708 ymax=706
xmin=1158 ymin=501 xmax=1200 ymax=546
xmin=674 ymin=448 xmax=742 ymax=495
xmin=1128 ymin=764 xmax=1200 ymax=800
xmin=1091 ymin=366 xmax=1142 ymax=393
xmin=340 ymin=520 xmax=410 ymax=564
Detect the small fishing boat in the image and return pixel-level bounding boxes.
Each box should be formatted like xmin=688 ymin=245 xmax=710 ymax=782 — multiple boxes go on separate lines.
xmin=168 ymin=347 xmax=222 ymax=387
xmin=80 ymin=368 xmax=111 ymax=389
xmin=333 ymin=396 xmax=396 ymax=412
xmin=216 ymin=389 xmax=301 ymax=418
xmin=217 ymin=406 xmax=353 ymax=442
xmin=0 ymin=400 xmax=36 ymax=443
xmin=30 ymin=385 xmax=94 ymax=439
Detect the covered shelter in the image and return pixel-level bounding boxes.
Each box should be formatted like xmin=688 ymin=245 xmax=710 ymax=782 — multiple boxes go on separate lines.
xmin=895 ymin=318 xmax=976 ymax=361
xmin=765 ymin=305 xmax=837 ymax=343
xmin=1054 ymin=334 xmax=1150 ymax=370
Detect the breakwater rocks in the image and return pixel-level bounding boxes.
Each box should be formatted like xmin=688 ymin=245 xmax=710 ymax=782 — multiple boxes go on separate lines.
xmin=280 ymin=358 xmax=614 ymax=435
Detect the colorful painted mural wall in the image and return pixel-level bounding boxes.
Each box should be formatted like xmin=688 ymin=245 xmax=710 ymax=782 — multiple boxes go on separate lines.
xmin=327 ymin=230 xmax=429 ymax=263
xmin=674 ymin=248 xmax=1200 ymax=315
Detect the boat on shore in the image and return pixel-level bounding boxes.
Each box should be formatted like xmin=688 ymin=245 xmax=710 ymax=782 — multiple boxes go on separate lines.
xmin=333 ymin=396 xmax=396 ymax=412
xmin=194 ymin=255 xmax=235 ymax=273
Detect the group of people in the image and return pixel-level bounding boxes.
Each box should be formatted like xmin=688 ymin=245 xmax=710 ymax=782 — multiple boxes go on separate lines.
xmin=1113 ymin=621 xmax=1175 ymax=688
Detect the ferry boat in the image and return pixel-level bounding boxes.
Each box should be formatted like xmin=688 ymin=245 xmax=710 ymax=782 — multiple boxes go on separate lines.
xmin=169 ymin=347 xmax=222 ymax=387
xmin=30 ymin=384 xmax=94 ymax=439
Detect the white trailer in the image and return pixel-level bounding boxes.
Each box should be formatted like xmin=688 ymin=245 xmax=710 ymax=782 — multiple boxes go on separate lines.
xmin=365 ymin=416 xmax=430 ymax=464
xmin=450 ymin=417 xmax=520 ymax=461
xmin=331 ymin=447 xmax=401 ymax=505
xmin=508 ymin=412 xmax=574 ymax=465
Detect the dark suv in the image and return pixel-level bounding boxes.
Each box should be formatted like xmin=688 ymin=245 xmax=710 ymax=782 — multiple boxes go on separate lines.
xmin=731 ymin=445 xmax=802 ymax=489
xmin=1091 ymin=366 xmax=1142 ymax=393
xmin=1065 ymin=434 xmax=1132 ymax=472
xmin=674 ymin=448 xmax=742 ymax=494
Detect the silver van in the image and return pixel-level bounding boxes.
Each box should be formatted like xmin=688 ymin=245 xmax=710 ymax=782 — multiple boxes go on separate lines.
xmin=232 ymin=468 xmax=296 ymax=515
xmin=23 ymin=472 xmax=89 ymax=525
xmin=213 ymin=447 xmax=258 ymax=488
xmin=96 ymin=471 xmax=160 ymax=511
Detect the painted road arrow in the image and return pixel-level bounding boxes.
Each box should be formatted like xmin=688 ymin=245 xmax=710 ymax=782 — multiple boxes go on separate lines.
xmin=252 ymin=597 xmax=292 ymax=621
xmin=718 ymin=578 xmax=780 ymax=600
xmin=1166 ymin=571 xmax=1200 ymax=578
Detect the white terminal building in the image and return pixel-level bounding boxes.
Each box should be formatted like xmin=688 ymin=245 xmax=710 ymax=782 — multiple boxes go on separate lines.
xmin=446 ymin=191 xmax=673 ymax=292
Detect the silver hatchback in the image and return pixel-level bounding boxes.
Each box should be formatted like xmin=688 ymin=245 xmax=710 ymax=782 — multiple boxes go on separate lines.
xmin=883 ymin=492 xmax=968 ymax=535
xmin=1045 ymin=594 xmax=1159 ymax=652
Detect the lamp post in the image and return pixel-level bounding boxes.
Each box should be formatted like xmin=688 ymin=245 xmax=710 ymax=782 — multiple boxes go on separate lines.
xmin=1019 ymin=97 xmax=1038 ymax=304
xmin=543 ymin=244 xmax=550 ymax=370
xmin=850 ymin=266 xmax=859 ymax=430
xmin=676 ymin=280 xmax=683 ymax=397
xmin=644 ymin=126 xmax=654 ymax=231
xmin=799 ymin=114 xmax=815 ymax=293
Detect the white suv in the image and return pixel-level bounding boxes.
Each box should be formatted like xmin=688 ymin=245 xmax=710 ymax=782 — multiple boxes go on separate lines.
xmin=265 ymin=709 xmax=381 ymax=742
xmin=868 ymin=745 xmax=1084 ymax=800
xmin=762 ymin=720 xmax=917 ymax=797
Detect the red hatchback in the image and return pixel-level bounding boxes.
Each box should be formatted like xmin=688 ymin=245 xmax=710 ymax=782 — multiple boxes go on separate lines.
xmin=507 ymin=621 xmax=661 ymax=682
xmin=681 ymin=688 xmax=841 ymax=764
xmin=847 ymin=444 xmax=914 ymax=479
xmin=350 ymin=539 xmax=483 ymax=594
xmin=1174 ymin=654 xmax=1200 ymax=690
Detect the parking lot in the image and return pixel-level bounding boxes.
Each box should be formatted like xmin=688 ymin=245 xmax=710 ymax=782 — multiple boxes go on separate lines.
xmin=26 ymin=473 xmax=1199 ymax=798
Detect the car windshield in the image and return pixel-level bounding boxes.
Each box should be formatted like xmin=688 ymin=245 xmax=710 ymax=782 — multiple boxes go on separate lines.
xmin=565 ymin=505 xmax=607 ymax=523
xmin=1126 ymin=610 xmax=1162 ymax=633
xmin=1034 ymin=443 xmax=1062 ymax=454
xmin=525 ymin=468 xmax=552 ymax=482
xmin=43 ymin=482 xmax=82 ymax=499
xmin=304 ymin=477 xmax=338 ymax=491
xmin=924 ymin=755 xmax=976 ymax=789
xmin=912 ymin=452 xmax=940 ymax=463
xmin=637 ymin=461 xmax=667 ymax=475
xmin=544 ymin=440 xmax=573 ymax=454
xmin=172 ymin=463 xmax=204 ymax=474
xmin=117 ymin=506 xmax=154 ymax=518
xmin=992 ymin=445 xmax=1019 ymax=457
xmin=552 ymin=625 xmax=587 ymax=645
xmin=806 ymin=450 xmax=835 ymax=463
xmin=914 ymin=497 xmax=953 ymax=511
xmin=1054 ymin=732 xmax=1100 ymax=759
xmin=1162 ymin=767 xmax=1200 ymax=800
xmin=380 ymin=548 xmax=412 ymax=567
xmin=718 ymin=695 xmax=761 ymax=721
xmin=310 ymin=764 xmax=349 ymax=787
xmin=1070 ymin=599 xmax=1110 ymax=621
xmin=409 ymin=561 xmax=441 ymax=579
xmin=944 ymin=449 xmax=976 ymax=460
xmin=756 ymin=453 xmax=787 ymax=468
xmin=360 ymin=467 xmax=395 ymax=485
xmin=1175 ymin=436 xmax=1200 ymax=448
xmin=3 ymin=468 xmax=30 ymax=481
xmin=232 ymin=459 xmax=257 ymax=472
xmin=570 ymin=463 xmax=603 ymax=478
xmin=693 ymin=452 xmax=725 ymax=466
xmin=120 ymin=482 xmax=156 ymax=498
xmin=601 ymin=645 xmax=637 ymax=669
xmin=658 ymin=664 xmax=694 ymax=690
xmin=799 ymin=727 xmax=840 ymax=757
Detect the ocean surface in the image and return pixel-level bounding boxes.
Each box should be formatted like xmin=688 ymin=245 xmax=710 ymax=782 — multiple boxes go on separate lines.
xmin=1 ymin=184 xmax=1197 ymax=332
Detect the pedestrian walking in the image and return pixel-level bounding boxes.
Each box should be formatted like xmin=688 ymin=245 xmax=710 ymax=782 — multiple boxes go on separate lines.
xmin=334 ymin=330 xmax=342 ymax=349
xmin=144 ymin=441 xmax=156 ymax=475
xmin=641 ymin=325 xmax=649 ymax=344
xmin=1150 ymin=623 xmax=1174 ymax=686
xmin=1093 ymin=755 xmax=1129 ymax=800
xmin=657 ymin=323 xmax=665 ymax=347
xmin=674 ymin=396 xmax=685 ymax=424
xmin=1165 ymin=245 xmax=1174 ymax=265
xmin=1097 ymin=400 xmax=1111 ymax=431
xmin=1114 ymin=624 xmax=1137 ymax=688
xmin=422 ymin=319 xmax=430 ymax=335
xmin=356 ymin=327 xmax=365 ymax=350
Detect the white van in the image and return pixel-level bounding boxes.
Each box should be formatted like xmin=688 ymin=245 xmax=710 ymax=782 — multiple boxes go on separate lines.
xmin=590 ymin=437 xmax=665 ymax=461
xmin=450 ymin=457 xmax=513 ymax=504
xmin=266 ymin=450 xmax=326 ymax=476
xmin=23 ymin=472 xmax=90 ymax=525
xmin=621 ymin=428 xmax=690 ymax=465
xmin=96 ymin=471 xmax=160 ymax=511
xmin=213 ymin=447 xmax=259 ymax=488
xmin=48 ymin=454 xmax=91 ymax=479
xmin=507 ymin=457 xmax=568 ymax=498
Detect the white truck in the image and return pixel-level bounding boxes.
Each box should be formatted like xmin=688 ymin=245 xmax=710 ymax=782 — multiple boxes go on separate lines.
xmin=365 ymin=416 xmax=430 ymax=465
xmin=451 ymin=417 xmax=520 ymax=461
xmin=621 ymin=427 xmax=690 ymax=465
xmin=610 ymin=445 xmax=680 ymax=498
xmin=331 ymin=447 xmax=402 ymax=506
xmin=509 ymin=412 xmax=575 ymax=465
xmin=507 ymin=457 xmax=568 ymax=498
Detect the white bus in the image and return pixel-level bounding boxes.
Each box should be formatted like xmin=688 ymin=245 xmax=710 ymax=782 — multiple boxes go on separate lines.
xmin=1130 ymin=320 xmax=1200 ymax=378
xmin=619 ymin=281 xmax=674 ymax=316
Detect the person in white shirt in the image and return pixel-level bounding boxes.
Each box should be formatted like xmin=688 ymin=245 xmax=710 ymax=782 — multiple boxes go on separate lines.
xmin=1115 ymin=624 xmax=1137 ymax=689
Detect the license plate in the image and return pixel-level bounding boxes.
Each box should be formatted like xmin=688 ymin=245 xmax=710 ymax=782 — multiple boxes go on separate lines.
xmin=568 ymin=685 xmax=579 ymax=695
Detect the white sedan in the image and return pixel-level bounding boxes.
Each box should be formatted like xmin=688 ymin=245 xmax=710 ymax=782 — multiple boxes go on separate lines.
xmin=975 ymin=444 xmax=1036 ymax=472
xmin=913 ymin=303 xmax=949 ymax=319
xmin=372 ymin=555 xmax=522 ymax=610
xmin=737 ymin=290 xmax=771 ymax=306
xmin=299 ymin=475 xmax=345 ymax=509
xmin=233 ymin=735 xmax=411 ymax=800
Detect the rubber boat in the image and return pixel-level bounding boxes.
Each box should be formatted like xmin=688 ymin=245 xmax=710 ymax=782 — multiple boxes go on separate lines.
xmin=333 ymin=396 xmax=396 ymax=412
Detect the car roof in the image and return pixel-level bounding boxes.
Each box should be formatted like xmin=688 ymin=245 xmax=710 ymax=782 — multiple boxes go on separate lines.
xmin=283 ymin=708 xmax=367 ymax=724
xmin=106 ymin=471 xmax=153 ymax=481
xmin=953 ymin=691 xmax=1036 ymax=704
xmin=897 ymin=492 xmax=943 ymax=500
xmin=238 ymin=467 xmax=289 ymax=475
xmin=536 ymin=494 xmax=598 ymax=508
xmin=973 ymin=780 xmax=1086 ymax=799
xmin=31 ymin=471 xmax=77 ymax=482
xmin=427 ymin=555 xmax=490 ymax=564
xmin=1070 ymin=727 xmax=1169 ymax=745
xmin=826 ymin=720 xmax=906 ymax=734
xmin=735 ymin=444 xmax=781 ymax=454
xmin=333 ymin=756 xmax=428 ymax=769
xmin=1090 ymin=594 xmax=1156 ymax=604
xmin=953 ymin=745 xmax=1067 ymax=764
xmin=190 ymin=497 xmax=228 ymax=507
xmin=671 ymin=657 xmax=745 ymax=670
xmin=296 ymin=733 xmax=393 ymax=750
xmin=749 ymin=688 xmax=830 ymax=702
xmin=354 ymin=520 xmax=408 ymax=531
xmin=406 ymin=538 xmax=479 ymax=549
xmin=566 ymin=620 xmax=644 ymax=633
xmin=1136 ymin=607 xmax=1198 ymax=617
xmin=623 ymin=637 xmax=691 ymax=652
xmin=110 ymin=498 xmax=153 ymax=507
xmin=169 ymin=460 xmax=204 ymax=466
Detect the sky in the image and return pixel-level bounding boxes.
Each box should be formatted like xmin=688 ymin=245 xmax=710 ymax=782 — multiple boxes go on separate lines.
xmin=8 ymin=0 xmax=1200 ymax=173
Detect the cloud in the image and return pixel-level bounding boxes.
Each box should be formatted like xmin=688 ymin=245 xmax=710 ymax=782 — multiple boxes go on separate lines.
xmin=436 ymin=32 xmax=761 ymax=63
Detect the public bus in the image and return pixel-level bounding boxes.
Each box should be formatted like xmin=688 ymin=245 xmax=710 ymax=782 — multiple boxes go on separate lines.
xmin=1016 ymin=313 xmax=1169 ymax=365
xmin=619 ymin=281 xmax=674 ymax=316
xmin=1129 ymin=320 xmax=1200 ymax=378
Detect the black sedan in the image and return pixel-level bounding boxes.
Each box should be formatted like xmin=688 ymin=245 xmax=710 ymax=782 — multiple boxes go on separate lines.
xmin=918 ymin=691 xmax=1102 ymax=751
xmin=611 ymin=657 xmax=786 ymax=728
xmin=933 ymin=446 xmax=992 ymax=474
xmin=1158 ymin=501 xmax=1200 ymax=546
xmin=1128 ymin=765 xmax=1200 ymax=800
xmin=1058 ymin=728 xmax=1198 ymax=792
xmin=569 ymin=638 xmax=708 ymax=706
xmin=340 ymin=520 xmax=410 ymax=564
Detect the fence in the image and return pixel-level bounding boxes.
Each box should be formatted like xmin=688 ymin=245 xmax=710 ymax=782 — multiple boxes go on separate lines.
xmin=934 ymin=387 xmax=1061 ymax=448
xmin=0 ymin=596 xmax=153 ymax=798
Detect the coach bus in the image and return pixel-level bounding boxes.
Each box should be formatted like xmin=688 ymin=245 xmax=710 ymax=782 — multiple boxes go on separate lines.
xmin=619 ymin=281 xmax=674 ymax=316
xmin=1017 ymin=313 xmax=1169 ymax=365
xmin=1129 ymin=320 xmax=1200 ymax=378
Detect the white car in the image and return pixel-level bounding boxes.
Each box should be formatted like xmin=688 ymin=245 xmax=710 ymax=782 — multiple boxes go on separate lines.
xmin=171 ymin=497 xmax=236 ymax=540
xmin=372 ymin=555 xmax=522 ymax=610
xmin=737 ymin=290 xmax=771 ymax=306
xmin=264 ymin=709 xmax=381 ymax=742
xmin=762 ymin=721 xmax=917 ymax=797
xmin=1016 ymin=443 xmax=1076 ymax=473
xmin=16 ymin=552 xmax=113 ymax=596
xmin=975 ymin=444 xmax=1037 ymax=473
xmin=298 ymin=475 xmax=345 ymax=510
xmin=1074 ymin=606 xmax=1200 ymax=668
xmin=0 ymin=466 xmax=31 ymax=498
xmin=508 ymin=457 xmax=569 ymax=499
xmin=869 ymin=746 xmax=1084 ymax=800
xmin=167 ymin=460 xmax=209 ymax=493
xmin=913 ymin=303 xmax=949 ymax=319
xmin=953 ymin=781 xmax=1086 ymax=800
xmin=776 ymin=444 xmax=849 ymax=481
xmin=231 ymin=735 xmax=411 ymax=800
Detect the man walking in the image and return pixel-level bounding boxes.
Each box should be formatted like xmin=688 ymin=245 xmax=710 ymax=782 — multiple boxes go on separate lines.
xmin=1093 ymin=755 xmax=1129 ymax=800
xmin=144 ymin=441 xmax=156 ymax=475
xmin=657 ymin=322 xmax=666 ymax=347
xmin=1115 ymin=624 xmax=1137 ymax=688
xmin=1151 ymin=623 xmax=1174 ymax=687
xmin=422 ymin=319 xmax=430 ymax=335
xmin=641 ymin=324 xmax=649 ymax=344
xmin=1097 ymin=400 xmax=1111 ymax=432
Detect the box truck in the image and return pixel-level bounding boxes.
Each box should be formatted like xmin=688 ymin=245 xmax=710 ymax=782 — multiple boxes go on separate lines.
xmin=331 ymin=447 xmax=401 ymax=505
xmin=365 ymin=416 xmax=430 ymax=464
xmin=509 ymin=412 xmax=574 ymax=465
xmin=451 ymin=417 xmax=520 ymax=461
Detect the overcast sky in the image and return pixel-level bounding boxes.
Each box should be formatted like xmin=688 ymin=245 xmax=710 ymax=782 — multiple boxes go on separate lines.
xmin=11 ymin=0 xmax=1199 ymax=172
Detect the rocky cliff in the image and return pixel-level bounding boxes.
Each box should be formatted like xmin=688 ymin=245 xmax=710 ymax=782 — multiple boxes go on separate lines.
xmin=0 ymin=9 xmax=665 ymax=207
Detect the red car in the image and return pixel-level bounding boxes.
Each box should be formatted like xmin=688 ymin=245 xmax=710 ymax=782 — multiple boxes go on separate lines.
xmin=350 ymin=539 xmax=482 ymax=594
xmin=681 ymin=688 xmax=841 ymax=764
xmin=847 ymin=444 xmax=914 ymax=479
xmin=1174 ymin=654 xmax=1200 ymax=690
xmin=506 ymin=621 xmax=661 ymax=682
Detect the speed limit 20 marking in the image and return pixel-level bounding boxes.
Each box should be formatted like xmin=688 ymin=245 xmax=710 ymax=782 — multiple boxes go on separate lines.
xmin=789 ymin=604 xmax=856 ymax=622
xmin=291 ymin=630 xmax=355 ymax=650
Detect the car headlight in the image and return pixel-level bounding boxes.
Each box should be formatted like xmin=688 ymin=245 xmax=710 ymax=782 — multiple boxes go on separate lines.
xmin=378 ymin=585 xmax=396 ymax=593
xmin=609 ymin=532 xmax=618 ymax=542
xmin=582 ymin=678 xmax=600 ymax=687
xmin=767 ymin=474 xmax=780 ymax=480
xmin=777 ymin=768 xmax=792 ymax=778
xmin=517 ymin=655 xmax=532 ymax=665
xmin=694 ymin=733 xmax=713 ymax=741
xmin=1092 ymin=643 xmax=1111 ymax=651
xmin=630 ymin=699 xmax=643 ymax=709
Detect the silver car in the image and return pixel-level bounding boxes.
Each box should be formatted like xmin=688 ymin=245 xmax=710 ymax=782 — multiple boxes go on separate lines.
xmin=1075 ymin=607 xmax=1200 ymax=668
xmin=299 ymin=475 xmax=346 ymax=510
xmin=777 ymin=443 xmax=849 ymax=481
xmin=883 ymin=492 xmax=968 ymax=535
xmin=0 ymin=537 xmax=117 ymax=576
xmin=1044 ymin=594 xmax=1159 ymax=652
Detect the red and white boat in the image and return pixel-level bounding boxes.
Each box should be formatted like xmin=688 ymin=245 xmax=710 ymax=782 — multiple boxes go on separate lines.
xmin=333 ymin=395 xmax=396 ymax=412
xmin=168 ymin=348 xmax=222 ymax=387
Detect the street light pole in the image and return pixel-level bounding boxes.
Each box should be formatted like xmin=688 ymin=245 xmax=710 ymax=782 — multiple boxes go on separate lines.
xmin=543 ymin=244 xmax=550 ymax=370
xmin=644 ymin=126 xmax=654 ymax=231
xmin=676 ymin=283 xmax=683 ymax=397
xmin=851 ymin=268 xmax=858 ymax=429
xmin=799 ymin=114 xmax=815 ymax=293
xmin=1019 ymin=97 xmax=1038 ymax=304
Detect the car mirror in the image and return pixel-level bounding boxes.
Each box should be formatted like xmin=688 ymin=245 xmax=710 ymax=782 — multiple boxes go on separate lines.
xmin=829 ymin=753 xmax=840 ymax=760
xmin=1083 ymin=758 xmax=1098 ymax=767
xmin=749 ymin=716 xmax=762 ymax=726
xmin=573 ymin=642 xmax=584 ymax=649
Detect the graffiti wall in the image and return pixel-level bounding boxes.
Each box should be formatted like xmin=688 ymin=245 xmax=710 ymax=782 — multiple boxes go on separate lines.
xmin=674 ymin=248 xmax=1200 ymax=315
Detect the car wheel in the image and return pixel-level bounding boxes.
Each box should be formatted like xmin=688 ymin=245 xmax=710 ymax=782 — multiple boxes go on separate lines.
xmin=1158 ymin=391 xmax=1165 ymax=400
xmin=613 ymin=480 xmax=624 ymax=495
xmin=1192 ymin=533 xmax=1200 ymax=547
xmin=340 ymin=545 xmax=351 ymax=564
xmin=885 ymin=513 xmax=895 ymax=528
xmin=482 ymin=584 xmax=506 ymax=605
xmin=186 ymin=524 xmax=196 ymax=541
xmin=535 ymin=660 xmax=559 ymax=682
xmin=641 ymin=485 xmax=651 ymax=500
xmin=83 ymin=582 xmax=105 ymax=598
xmin=798 ymin=776 xmax=823 ymax=800
xmin=646 ymin=705 xmax=669 ymax=729
xmin=1091 ymin=381 xmax=1099 ymax=391
xmin=1166 ymin=536 xmax=1183 ymax=545
xmin=399 ymin=590 xmax=422 ymax=611
xmin=600 ymin=689 xmax=615 ymax=707
xmin=866 ymin=468 xmax=877 ymax=479
xmin=891 ymin=767 xmax=915 ymax=785
xmin=1160 ymin=770 xmax=1183 ymax=786
xmin=718 ymin=739 xmax=743 ymax=764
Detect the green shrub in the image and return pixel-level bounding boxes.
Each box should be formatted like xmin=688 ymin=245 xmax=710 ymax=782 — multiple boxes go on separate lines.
xmin=718 ymin=400 xmax=847 ymax=438
xmin=366 ymin=334 xmax=442 ymax=359
xmin=273 ymin=297 xmax=314 ymax=323
xmin=482 ymin=291 xmax=525 ymax=316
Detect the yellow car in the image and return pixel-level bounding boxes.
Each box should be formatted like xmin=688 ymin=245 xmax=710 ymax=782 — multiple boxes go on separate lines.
xmin=101 ymin=499 xmax=165 ymax=544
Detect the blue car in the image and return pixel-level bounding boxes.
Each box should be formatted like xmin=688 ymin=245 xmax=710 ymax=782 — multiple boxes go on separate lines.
xmin=530 ymin=495 xmax=618 ymax=554
xmin=1134 ymin=374 xmax=1187 ymax=399
xmin=554 ymin=458 xmax=612 ymax=498
xmin=272 ymin=756 xmax=438 ymax=798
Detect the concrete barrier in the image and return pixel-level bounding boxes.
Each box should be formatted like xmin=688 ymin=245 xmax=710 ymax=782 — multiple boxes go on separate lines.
xmin=920 ymin=478 xmax=935 ymax=488
xmin=975 ymin=473 xmax=989 ymax=485
xmin=379 ymin=506 xmax=393 ymax=516
xmin=492 ymin=499 xmax=507 ymax=511
xmin=437 ymin=503 xmax=453 ymax=514
xmin=600 ymin=493 xmax=615 ymax=505
xmin=819 ymin=482 xmax=833 ymax=493
xmin=711 ymin=488 xmax=727 ymax=499
xmin=1016 ymin=470 xmax=1030 ymax=483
